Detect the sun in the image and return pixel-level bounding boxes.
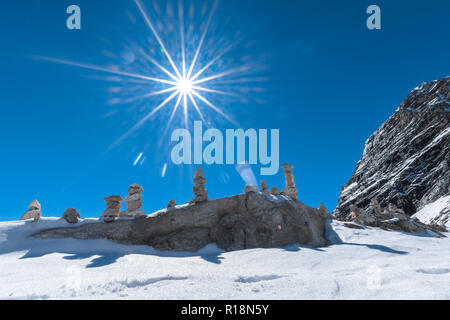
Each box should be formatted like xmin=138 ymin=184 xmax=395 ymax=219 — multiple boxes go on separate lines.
xmin=36 ymin=0 xmax=256 ymax=149
xmin=177 ymin=77 xmax=193 ymax=95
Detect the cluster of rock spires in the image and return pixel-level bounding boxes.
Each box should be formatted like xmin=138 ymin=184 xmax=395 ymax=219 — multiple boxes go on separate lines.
xmin=33 ymin=164 xmax=331 ymax=252
xmin=20 ymin=200 xmax=81 ymax=224
xmin=334 ymin=77 xmax=449 ymax=227
xmin=21 ymin=162 xmax=300 ymax=225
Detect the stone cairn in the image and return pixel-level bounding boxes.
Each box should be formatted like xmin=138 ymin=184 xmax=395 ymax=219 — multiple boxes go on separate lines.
xmin=20 ymin=200 xmax=42 ymax=222
xmin=350 ymin=204 xmax=362 ymax=220
xmin=371 ymin=198 xmax=383 ymax=216
xmin=260 ymin=180 xmax=269 ymax=194
xmin=102 ymin=195 xmax=122 ymax=222
xmin=123 ymin=183 xmax=145 ymax=217
xmin=190 ymin=168 xmax=208 ymax=203
xmin=281 ymin=163 xmax=298 ymax=200
xmin=167 ymin=200 xmax=177 ymax=210
xmin=243 ymin=184 xmax=259 ymax=194
xmin=270 ymin=187 xmax=281 ymax=195
xmin=61 ymin=208 xmax=81 ymax=224
xmin=318 ymin=203 xmax=328 ymax=216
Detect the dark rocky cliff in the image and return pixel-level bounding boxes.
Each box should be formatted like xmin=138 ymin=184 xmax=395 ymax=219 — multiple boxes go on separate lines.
xmin=334 ymin=77 xmax=450 ymax=219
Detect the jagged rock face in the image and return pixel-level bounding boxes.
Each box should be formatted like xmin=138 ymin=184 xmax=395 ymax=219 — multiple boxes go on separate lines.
xmin=334 ymin=77 xmax=450 ymax=219
xmin=34 ymin=193 xmax=329 ymax=252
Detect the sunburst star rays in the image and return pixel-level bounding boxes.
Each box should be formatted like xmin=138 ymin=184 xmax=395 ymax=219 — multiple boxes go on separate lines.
xmin=36 ymin=0 xmax=262 ymax=152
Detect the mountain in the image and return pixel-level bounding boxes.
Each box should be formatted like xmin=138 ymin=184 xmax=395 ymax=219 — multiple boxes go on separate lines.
xmin=333 ymin=76 xmax=450 ymax=220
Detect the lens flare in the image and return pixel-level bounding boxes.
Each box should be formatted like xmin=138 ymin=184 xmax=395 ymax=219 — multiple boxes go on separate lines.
xmin=36 ymin=0 xmax=264 ymax=151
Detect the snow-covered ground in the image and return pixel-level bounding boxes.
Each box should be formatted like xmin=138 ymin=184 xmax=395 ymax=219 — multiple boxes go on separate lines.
xmin=0 ymin=217 xmax=449 ymax=300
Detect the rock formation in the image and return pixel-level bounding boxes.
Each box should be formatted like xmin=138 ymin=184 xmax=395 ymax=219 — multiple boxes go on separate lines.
xmin=344 ymin=201 xmax=446 ymax=236
xmin=371 ymin=198 xmax=383 ymax=216
xmin=102 ymin=195 xmax=122 ymax=223
xmin=318 ymin=203 xmax=328 ymax=217
xmin=20 ymin=200 xmax=42 ymax=222
xmin=244 ymin=184 xmax=258 ymax=194
xmin=334 ymin=77 xmax=450 ymax=220
xmin=34 ymin=192 xmax=330 ymax=252
xmin=260 ymin=180 xmax=269 ymax=194
xmin=61 ymin=208 xmax=81 ymax=224
xmin=190 ymin=168 xmax=208 ymax=203
xmin=167 ymin=200 xmax=176 ymax=209
xmin=281 ymin=163 xmax=298 ymax=200
xmin=123 ymin=183 xmax=145 ymax=217
xmin=270 ymin=187 xmax=281 ymax=195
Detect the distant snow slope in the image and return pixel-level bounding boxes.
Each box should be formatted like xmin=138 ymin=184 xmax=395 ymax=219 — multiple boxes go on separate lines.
xmin=413 ymin=195 xmax=450 ymax=226
xmin=0 ymin=218 xmax=449 ymax=299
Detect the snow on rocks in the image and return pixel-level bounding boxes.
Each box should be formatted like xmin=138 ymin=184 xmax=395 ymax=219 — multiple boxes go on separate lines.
xmin=413 ymin=195 xmax=450 ymax=227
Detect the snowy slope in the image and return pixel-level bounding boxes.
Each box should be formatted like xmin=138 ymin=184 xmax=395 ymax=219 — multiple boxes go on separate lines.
xmin=0 ymin=218 xmax=449 ymax=299
xmin=413 ymin=195 xmax=450 ymax=226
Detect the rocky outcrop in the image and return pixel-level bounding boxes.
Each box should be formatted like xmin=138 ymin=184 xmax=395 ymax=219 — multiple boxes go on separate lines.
xmin=34 ymin=192 xmax=329 ymax=252
xmin=334 ymin=77 xmax=450 ymax=219
xmin=342 ymin=201 xmax=446 ymax=236
xmin=20 ymin=200 xmax=42 ymax=222
xmin=61 ymin=208 xmax=81 ymax=224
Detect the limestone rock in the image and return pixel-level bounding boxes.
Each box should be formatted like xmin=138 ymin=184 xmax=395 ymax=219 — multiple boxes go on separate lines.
xmin=28 ymin=200 xmax=41 ymax=210
xmin=281 ymin=163 xmax=298 ymax=200
xmin=167 ymin=200 xmax=177 ymax=209
xmin=123 ymin=183 xmax=145 ymax=217
xmin=61 ymin=208 xmax=81 ymax=224
xmin=102 ymin=195 xmax=122 ymax=223
xmin=34 ymin=192 xmax=329 ymax=252
xmin=20 ymin=200 xmax=42 ymax=222
xmin=260 ymin=180 xmax=269 ymax=193
xmin=371 ymin=198 xmax=383 ymax=215
xmin=128 ymin=183 xmax=144 ymax=195
xmin=243 ymin=184 xmax=258 ymax=194
xmin=190 ymin=167 xmax=208 ymax=203
xmin=344 ymin=202 xmax=445 ymax=236
xmin=270 ymin=187 xmax=281 ymax=195
xmin=318 ymin=203 xmax=328 ymax=216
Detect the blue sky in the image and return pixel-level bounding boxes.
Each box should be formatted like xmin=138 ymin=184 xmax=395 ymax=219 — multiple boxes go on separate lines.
xmin=0 ymin=0 xmax=449 ymax=221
